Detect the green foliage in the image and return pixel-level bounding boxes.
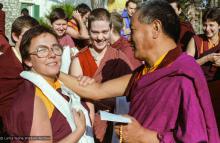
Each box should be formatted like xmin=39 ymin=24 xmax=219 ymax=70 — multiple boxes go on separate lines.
xmin=38 ymin=17 xmax=51 ymax=29
xmin=46 ymin=2 xmax=75 ymax=21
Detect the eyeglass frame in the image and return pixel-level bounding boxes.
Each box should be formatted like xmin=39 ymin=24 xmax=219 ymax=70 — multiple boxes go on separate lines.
xmin=28 ymin=44 xmax=63 ymax=58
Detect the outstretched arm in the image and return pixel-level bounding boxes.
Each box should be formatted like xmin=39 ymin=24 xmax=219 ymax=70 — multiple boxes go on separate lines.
xmin=59 ymin=72 xmax=132 ymax=100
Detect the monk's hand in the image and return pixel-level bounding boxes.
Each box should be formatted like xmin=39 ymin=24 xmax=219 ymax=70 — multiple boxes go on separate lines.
xmin=206 ymin=53 xmax=220 ymax=63
xmin=212 ymin=53 xmax=220 ymax=67
xmin=72 ymin=109 xmax=86 ymax=134
xmin=114 ymin=115 xmax=159 ymax=143
xmin=77 ymin=75 xmax=95 ymax=86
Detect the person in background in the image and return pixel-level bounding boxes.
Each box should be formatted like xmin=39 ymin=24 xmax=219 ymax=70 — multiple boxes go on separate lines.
xmin=21 ymin=8 xmax=29 ymax=16
xmin=66 ymin=3 xmax=90 ymax=49
xmin=107 ymin=0 xmax=126 ymax=13
xmin=11 ymin=16 xmax=39 ymax=63
xmin=110 ymin=12 xmax=142 ymax=70
xmin=166 ymin=0 xmax=195 ymax=51
xmin=121 ymin=0 xmax=138 ymax=41
xmin=0 ymin=3 xmax=5 ymax=37
xmin=59 ymin=0 xmax=219 ymax=142
xmin=49 ymin=8 xmax=75 ymax=49
xmin=70 ymin=8 xmax=133 ymax=143
xmin=186 ymin=7 xmax=220 ymax=132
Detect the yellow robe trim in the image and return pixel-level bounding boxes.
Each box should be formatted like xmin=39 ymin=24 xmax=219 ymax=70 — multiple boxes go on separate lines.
xmin=35 ymin=80 xmax=61 ymax=118
xmin=142 ymin=52 xmax=168 ymax=75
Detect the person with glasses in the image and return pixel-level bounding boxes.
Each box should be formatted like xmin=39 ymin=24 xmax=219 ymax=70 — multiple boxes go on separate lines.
xmin=3 ymin=25 xmax=94 ymax=143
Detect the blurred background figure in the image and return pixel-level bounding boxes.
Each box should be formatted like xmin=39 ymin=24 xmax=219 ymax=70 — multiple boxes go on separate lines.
xmin=121 ymin=0 xmax=138 ymax=41
xmin=0 ymin=3 xmax=5 ymax=37
xmin=67 ymin=3 xmax=91 ymax=49
xmin=21 ymin=8 xmax=29 ymax=16
xmin=166 ymin=0 xmax=195 ymax=51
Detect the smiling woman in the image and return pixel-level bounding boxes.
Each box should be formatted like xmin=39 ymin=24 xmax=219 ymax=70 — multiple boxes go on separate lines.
xmin=18 ymin=25 xmax=94 ymax=143
xmin=49 ymin=8 xmax=75 ymax=48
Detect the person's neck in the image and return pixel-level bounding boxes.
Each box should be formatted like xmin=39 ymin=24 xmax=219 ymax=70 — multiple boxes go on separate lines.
xmin=42 ymin=75 xmax=57 ymax=85
xmin=209 ymin=33 xmax=219 ymax=46
xmin=145 ymin=38 xmax=177 ymax=67
xmin=90 ymin=46 xmax=108 ymax=62
xmin=110 ymin=33 xmax=120 ymax=44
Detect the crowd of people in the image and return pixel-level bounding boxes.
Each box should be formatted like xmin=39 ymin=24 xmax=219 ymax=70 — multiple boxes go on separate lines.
xmin=0 ymin=0 xmax=220 ymax=142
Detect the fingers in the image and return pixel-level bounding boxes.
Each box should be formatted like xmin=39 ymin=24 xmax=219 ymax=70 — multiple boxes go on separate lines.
xmin=77 ymin=75 xmax=95 ymax=86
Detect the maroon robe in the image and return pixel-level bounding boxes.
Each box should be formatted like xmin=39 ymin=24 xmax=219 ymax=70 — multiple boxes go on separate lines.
xmin=179 ymin=21 xmax=195 ymax=51
xmin=194 ymin=34 xmax=220 ymax=133
xmin=0 ymin=10 xmax=5 ymax=36
xmin=111 ymin=36 xmax=142 ymax=69
xmin=125 ymin=47 xmax=219 ymax=142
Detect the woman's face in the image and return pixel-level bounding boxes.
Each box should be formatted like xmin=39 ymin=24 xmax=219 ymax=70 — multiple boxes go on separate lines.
xmin=24 ymin=33 xmax=62 ymax=79
xmin=203 ymin=19 xmax=220 ymax=38
xmin=52 ymin=19 xmax=67 ymax=37
xmin=89 ymin=20 xmax=111 ymax=51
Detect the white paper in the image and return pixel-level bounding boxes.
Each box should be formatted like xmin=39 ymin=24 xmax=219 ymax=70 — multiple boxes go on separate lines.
xmin=99 ymin=111 xmax=132 ymax=123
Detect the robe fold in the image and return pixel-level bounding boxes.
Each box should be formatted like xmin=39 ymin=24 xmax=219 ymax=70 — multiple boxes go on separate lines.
xmin=126 ymin=47 xmax=219 ymax=142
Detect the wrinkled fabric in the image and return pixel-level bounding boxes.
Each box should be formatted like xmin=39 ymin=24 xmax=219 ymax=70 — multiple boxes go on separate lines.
xmin=127 ymin=48 xmax=219 ymax=142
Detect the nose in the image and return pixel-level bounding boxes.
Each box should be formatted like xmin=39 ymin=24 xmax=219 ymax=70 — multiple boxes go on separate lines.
xmin=97 ymin=33 xmax=104 ymax=40
xmin=48 ymin=48 xmax=56 ymax=58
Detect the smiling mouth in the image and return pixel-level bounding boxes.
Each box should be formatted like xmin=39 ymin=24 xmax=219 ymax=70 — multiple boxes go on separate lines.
xmin=47 ymin=62 xmax=58 ymax=66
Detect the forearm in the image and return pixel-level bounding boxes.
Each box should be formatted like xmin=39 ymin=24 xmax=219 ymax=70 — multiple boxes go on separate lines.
xmin=78 ymin=20 xmax=89 ymax=39
xmin=59 ymin=72 xmax=130 ymax=100
xmin=59 ymin=72 xmax=101 ymax=100
xmin=196 ymin=54 xmax=211 ymax=65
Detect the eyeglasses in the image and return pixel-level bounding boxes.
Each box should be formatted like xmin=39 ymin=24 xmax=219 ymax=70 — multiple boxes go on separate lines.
xmin=29 ymin=44 xmax=63 ymax=58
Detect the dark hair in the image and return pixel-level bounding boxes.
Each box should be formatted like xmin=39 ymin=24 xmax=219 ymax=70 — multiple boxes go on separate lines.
xmin=21 ymin=8 xmax=29 ymax=16
xmin=137 ymin=0 xmax=180 ymax=43
xmin=0 ymin=3 xmax=3 ymax=9
xmin=165 ymin=0 xmax=181 ymax=9
xmin=111 ymin=12 xmax=123 ymax=34
xmin=125 ymin=0 xmax=138 ymax=8
xmin=11 ymin=16 xmax=39 ymax=43
xmin=49 ymin=8 xmax=68 ymax=24
xmin=202 ymin=7 xmax=220 ymax=25
xmin=88 ymin=8 xmax=111 ymax=31
xmin=76 ymin=3 xmax=91 ymax=17
xmin=20 ymin=25 xmax=58 ymax=70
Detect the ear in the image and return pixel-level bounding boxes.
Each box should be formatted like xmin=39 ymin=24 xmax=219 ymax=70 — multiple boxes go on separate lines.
xmin=12 ymin=32 xmax=19 ymax=42
xmin=24 ymin=59 xmax=33 ymax=69
xmin=152 ymin=20 xmax=161 ymax=39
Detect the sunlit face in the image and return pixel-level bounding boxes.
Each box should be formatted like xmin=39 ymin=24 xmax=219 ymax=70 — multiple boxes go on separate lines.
xmin=131 ymin=12 xmax=153 ymax=60
xmin=170 ymin=2 xmax=181 ymax=16
xmin=52 ymin=19 xmax=67 ymax=37
xmin=25 ymin=33 xmax=61 ymax=79
xmin=89 ymin=20 xmax=111 ymax=51
xmin=127 ymin=2 xmax=137 ymax=17
xmin=203 ymin=19 xmax=220 ymax=39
